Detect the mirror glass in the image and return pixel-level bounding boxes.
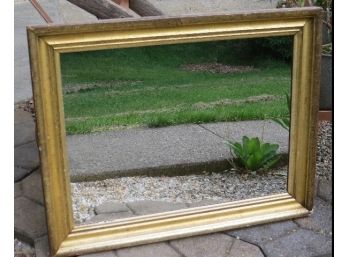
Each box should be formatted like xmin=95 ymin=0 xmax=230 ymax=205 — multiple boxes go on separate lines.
xmin=60 ymin=37 xmax=293 ymax=225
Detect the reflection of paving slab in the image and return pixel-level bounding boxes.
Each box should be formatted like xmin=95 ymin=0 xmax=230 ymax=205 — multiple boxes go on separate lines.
xmin=67 ymin=120 xmax=289 ymax=182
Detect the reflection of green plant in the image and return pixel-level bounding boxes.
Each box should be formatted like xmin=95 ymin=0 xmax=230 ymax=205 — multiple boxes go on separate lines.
xmin=273 ymin=94 xmax=291 ymax=130
xmin=226 ymin=136 xmax=281 ymax=172
xmin=322 ymin=43 xmax=332 ymax=55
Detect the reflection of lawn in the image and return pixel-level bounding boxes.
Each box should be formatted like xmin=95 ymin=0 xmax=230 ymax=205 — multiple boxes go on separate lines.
xmin=61 ymin=42 xmax=291 ymax=135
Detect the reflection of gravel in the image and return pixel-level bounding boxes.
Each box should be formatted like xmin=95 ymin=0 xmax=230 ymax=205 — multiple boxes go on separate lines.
xmin=71 ymin=121 xmax=332 ymax=224
xmin=71 ymin=167 xmax=288 ymax=223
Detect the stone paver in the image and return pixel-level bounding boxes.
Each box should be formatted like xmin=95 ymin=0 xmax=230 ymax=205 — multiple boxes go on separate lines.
xmin=126 ymin=200 xmax=187 ymax=215
xmin=317 ymin=178 xmax=332 ymax=203
xmin=170 ymin=233 xmax=234 ymax=257
xmin=95 ymin=201 xmax=131 ymax=215
xmin=227 ymin=220 xmax=298 ymax=245
xmin=14 ymin=121 xmax=36 ymax=147
xmin=15 ymin=108 xmax=34 ymax=124
xmin=14 ymin=109 xmax=36 ymax=147
xmin=14 ymin=141 xmax=40 ymax=171
xmin=14 ymin=166 xmax=32 ymax=183
xmin=34 ymin=236 xmax=50 ymax=257
xmin=15 ymin=182 xmax=23 ymax=198
xmin=262 ymin=228 xmax=332 ymax=257
xmin=117 ymin=243 xmax=181 ymax=257
xmin=67 ymin=121 xmax=288 ymax=181
xmin=229 ymin=239 xmax=264 ymax=257
xmin=294 ymin=198 xmax=332 ymax=237
xmin=14 ymin=197 xmax=47 ymax=243
xmin=22 ymin=169 xmax=45 ymax=205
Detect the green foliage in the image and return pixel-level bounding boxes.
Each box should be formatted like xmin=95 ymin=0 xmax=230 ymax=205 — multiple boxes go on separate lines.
xmin=259 ymin=37 xmax=293 ymax=61
xmin=272 ymin=93 xmax=291 ymax=130
xmin=61 ymin=41 xmax=291 ymax=135
xmin=322 ymin=43 xmax=332 ymax=55
xmin=217 ymin=37 xmax=293 ymax=65
xmin=226 ymin=136 xmax=281 ymax=172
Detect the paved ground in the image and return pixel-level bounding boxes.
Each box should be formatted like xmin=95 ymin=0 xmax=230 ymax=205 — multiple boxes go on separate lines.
xmin=14 ymin=1 xmax=332 ymax=257
xmin=14 ymin=107 xmax=332 ymax=257
xmin=15 ymin=164 xmax=332 ymax=257
xmin=67 ymin=120 xmax=288 ymax=181
xmin=14 ymin=0 xmax=96 ymax=103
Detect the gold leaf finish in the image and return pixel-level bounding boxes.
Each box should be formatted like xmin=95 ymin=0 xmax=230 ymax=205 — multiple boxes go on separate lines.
xmin=27 ymin=7 xmax=322 ymax=256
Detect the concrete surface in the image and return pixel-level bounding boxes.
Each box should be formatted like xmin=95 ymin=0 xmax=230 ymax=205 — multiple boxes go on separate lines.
xmin=67 ymin=120 xmax=289 ymax=181
xmin=14 ymin=0 xmax=96 ymax=103
xmin=146 ymin=0 xmax=278 ymax=16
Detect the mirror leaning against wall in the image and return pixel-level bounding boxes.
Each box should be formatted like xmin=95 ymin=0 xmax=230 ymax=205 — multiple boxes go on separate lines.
xmin=60 ymin=37 xmax=294 ymax=225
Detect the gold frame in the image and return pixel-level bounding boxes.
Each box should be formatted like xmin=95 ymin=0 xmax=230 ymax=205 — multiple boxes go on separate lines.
xmin=27 ymin=7 xmax=322 ymax=257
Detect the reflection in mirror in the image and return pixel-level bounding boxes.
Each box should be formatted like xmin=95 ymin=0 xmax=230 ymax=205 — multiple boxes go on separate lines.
xmin=61 ymin=37 xmax=293 ymax=225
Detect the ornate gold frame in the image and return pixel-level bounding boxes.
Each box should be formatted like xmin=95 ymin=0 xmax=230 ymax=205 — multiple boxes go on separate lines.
xmin=27 ymin=7 xmax=322 ymax=257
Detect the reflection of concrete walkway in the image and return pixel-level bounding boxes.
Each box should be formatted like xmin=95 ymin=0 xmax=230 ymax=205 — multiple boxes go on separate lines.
xmin=16 ymin=107 xmax=332 ymax=257
xmin=67 ymin=120 xmax=289 ymax=181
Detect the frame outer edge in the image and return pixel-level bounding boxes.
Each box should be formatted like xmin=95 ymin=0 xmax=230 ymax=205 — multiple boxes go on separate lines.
xmin=27 ymin=28 xmax=74 ymax=256
xmin=26 ymin=9 xmax=322 ymax=256
xmin=28 ymin=7 xmax=323 ymax=35
xmin=27 ymin=28 xmax=56 ymax=254
xmin=305 ymin=10 xmax=323 ymax=210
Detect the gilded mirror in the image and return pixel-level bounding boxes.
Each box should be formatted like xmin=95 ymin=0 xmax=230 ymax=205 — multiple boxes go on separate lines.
xmin=27 ymin=8 xmax=322 ymax=256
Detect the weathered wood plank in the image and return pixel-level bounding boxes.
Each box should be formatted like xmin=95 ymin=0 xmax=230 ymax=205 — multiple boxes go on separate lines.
xmin=112 ymin=0 xmax=130 ymax=9
xmin=129 ymin=0 xmax=163 ymax=16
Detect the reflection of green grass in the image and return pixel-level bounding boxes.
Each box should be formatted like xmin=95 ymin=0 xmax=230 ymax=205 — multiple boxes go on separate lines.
xmin=61 ymin=42 xmax=291 ymax=135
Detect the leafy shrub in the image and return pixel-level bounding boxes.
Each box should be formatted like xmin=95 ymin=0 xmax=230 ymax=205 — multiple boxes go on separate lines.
xmin=217 ymin=36 xmax=293 ymax=65
xmin=258 ymin=37 xmax=293 ymax=61
xmin=226 ymin=136 xmax=281 ymax=172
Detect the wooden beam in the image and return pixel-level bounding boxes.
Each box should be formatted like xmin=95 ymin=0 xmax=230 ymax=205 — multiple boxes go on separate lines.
xmin=318 ymin=111 xmax=332 ymax=122
xmin=112 ymin=0 xmax=129 ymax=9
xmin=29 ymin=0 xmax=53 ymax=23
xmin=129 ymin=0 xmax=163 ymax=16
xmin=67 ymin=0 xmax=138 ymax=19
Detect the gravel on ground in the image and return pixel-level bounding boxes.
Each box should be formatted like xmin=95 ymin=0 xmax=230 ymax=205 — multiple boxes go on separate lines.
xmin=316 ymin=121 xmax=332 ymax=181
